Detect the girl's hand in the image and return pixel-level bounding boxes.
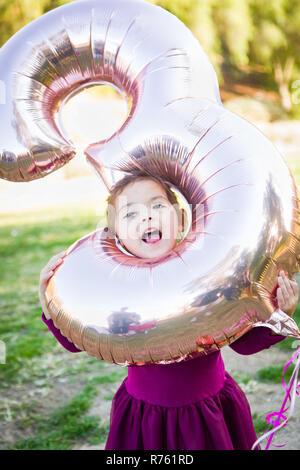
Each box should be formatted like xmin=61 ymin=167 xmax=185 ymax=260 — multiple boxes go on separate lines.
xmin=276 ymin=270 xmax=299 ymax=317
xmin=39 ymin=250 xmax=66 ymax=320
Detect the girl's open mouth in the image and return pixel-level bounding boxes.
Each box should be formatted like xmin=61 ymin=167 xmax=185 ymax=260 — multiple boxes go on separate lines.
xmin=142 ymin=228 xmax=162 ymax=244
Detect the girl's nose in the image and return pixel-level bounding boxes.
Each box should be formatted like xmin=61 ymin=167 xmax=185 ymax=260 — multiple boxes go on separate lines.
xmin=142 ymin=215 xmax=152 ymax=222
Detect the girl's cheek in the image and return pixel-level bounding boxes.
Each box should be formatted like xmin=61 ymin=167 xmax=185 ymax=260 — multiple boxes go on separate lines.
xmin=118 ymin=223 xmax=131 ymax=240
xmin=127 ymin=222 xmax=140 ymax=240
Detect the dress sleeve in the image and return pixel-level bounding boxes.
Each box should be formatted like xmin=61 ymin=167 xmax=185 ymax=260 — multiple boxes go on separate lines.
xmin=229 ymin=326 xmax=285 ymax=355
xmin=42 ymin=312 xmax=82 ymax=353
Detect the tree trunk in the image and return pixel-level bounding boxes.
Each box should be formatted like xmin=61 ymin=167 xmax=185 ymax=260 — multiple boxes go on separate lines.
xmin=274 ymin=57 xmax=295 ymax=112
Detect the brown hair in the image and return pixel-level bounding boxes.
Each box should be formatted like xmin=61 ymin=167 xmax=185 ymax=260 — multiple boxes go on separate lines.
xmin=106 ymin=173 xmax=185 ymax=236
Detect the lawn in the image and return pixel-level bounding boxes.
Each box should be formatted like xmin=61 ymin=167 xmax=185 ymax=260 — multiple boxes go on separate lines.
xmin=0 ymin=204 xmax=127 ymax=450
xmin=1 ymin=202 xmax=300 ymax=449
xmin=0 ymin=205 xmax=103 ymax=385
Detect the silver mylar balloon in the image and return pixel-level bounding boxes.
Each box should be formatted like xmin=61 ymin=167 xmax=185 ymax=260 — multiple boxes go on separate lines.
xmin=1 ymin=0 xmax=300 ymax=365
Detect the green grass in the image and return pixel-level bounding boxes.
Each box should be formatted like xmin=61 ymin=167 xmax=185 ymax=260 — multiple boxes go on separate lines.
xmin=0 ymin=204 xmax=127 ymax=450
xmin=0 ymin=205 xmax=102 ymax=385
xmin=12 ymin=382 xmax=105 ymax=450
xmin=252 ymin=412 xmax=273 ymax=436
xmin=10 ymin=371 xmax=126 ymax=450
xmin=256 ymin=364 xmax=293 ymax=384
xmin=231 ymin=372 xmax=253 ymax=385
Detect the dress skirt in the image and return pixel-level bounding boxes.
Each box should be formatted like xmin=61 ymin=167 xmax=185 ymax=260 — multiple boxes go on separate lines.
xmin=105 ymin=351 xmax=259 ymax=450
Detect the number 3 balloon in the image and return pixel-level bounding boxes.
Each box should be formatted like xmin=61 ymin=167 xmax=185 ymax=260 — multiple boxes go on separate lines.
xmin=1 ymin=0 xmax=300 ymax=365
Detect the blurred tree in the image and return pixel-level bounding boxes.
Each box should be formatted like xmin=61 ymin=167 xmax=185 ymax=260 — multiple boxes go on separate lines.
xmin=150 ymin=0 xmax=221 ymax=76
xmin=0 ymin=0 xmax=45 ymax=45
xmin=151 ymin=0 xmax=254 ymax=85
xmin=187 ymin=0 xmax=222 ymax=80
xmin=43 ymin=0 xmax=74 ymax=13
xmin=149 ymin=0 xmax=199 ymax=26
xmin=248 ymin=0 xmax=300 ymax=111
xmin=0 ymin=0 xmax=74 ymax=46
xmin=1 ymin=0 xmax=299 ymax=113
xmin=213 ymin=0 xmax=254 ymax=64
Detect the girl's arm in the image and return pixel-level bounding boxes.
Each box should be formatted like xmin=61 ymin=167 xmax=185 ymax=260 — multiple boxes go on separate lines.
xmin=229 ymin=322 xmax=285 ymax=355
xmin=40 ymin=251 xmax=81 ymax=353
xmin=39 ymin=251 xmax=65 ymax=320
xmin=42 ymin=312 xmax=82 ymax=353
xmin=229 ymin=271 xmax=299 ymax=356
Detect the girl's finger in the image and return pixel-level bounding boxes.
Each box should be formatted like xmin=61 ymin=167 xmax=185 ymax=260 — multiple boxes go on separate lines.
xmin=48 ymin=257 xmax=64 ymax=270
xmin=278 ymin=275 xmax=289 ymax=302
xmin=279 ymin=272 xmax=298 ymax=299
xmin=43 ymin=270 xmax=54 ymax=282
xmin=51 ymin=253 xmax=64 ymax=262
xmin=277 ymin=287 xmax=285 ymax=310
xmin=48 ymin=252 xmax=65 ymax=264
xmin=41 ymin=266 xmax=55 ymax=278
xmin=50 ymin=260 xmax=63 ymax=269
xmin=290 ymin=280 xmax=299 ymax=297
xmin=280 ymin=272 xmax=293 ymax=294
xmin=42 ymin=269 xmax=54 ymax=282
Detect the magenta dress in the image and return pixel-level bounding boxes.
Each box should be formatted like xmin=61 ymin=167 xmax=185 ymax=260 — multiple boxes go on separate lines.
xmin=42 ymin=313 xmax=285 ymax=450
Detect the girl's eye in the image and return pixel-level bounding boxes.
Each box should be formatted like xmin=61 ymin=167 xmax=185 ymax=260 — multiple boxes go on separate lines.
xmin=124 ymin=211 xmax=137 ymax=219
xmin=153 ymin=203 xmax=165 ymax=209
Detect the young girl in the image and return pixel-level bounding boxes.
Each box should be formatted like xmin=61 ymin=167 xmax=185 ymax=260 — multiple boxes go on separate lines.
xmin=40 ymin=173 xmax=299 ymax=450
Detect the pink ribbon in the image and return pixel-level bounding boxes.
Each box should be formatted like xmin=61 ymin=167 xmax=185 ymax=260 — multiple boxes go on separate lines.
xmin=251 ymin=344 xmax=300 ymax=450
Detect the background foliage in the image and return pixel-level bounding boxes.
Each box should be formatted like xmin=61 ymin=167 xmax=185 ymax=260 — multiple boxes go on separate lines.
xmin=1 ymin=0 xmax=299 ymax=114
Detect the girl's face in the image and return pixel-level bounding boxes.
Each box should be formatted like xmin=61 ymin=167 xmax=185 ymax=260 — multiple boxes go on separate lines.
xmin=113 ymin=179 xmax=180 ymax=259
